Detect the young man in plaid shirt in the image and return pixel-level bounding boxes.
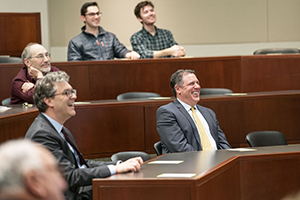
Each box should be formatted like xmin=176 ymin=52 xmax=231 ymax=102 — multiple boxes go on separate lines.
xmin=131 ymin=1 xmax=186 ymax=59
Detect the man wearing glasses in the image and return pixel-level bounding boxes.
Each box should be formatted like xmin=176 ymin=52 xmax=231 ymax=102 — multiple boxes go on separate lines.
xmin=11 ymin=43 xmax=59 ymax=104
xmin=25 ymin=71 xmax=143 ymax=199
xmin=68 ymin=2 xmax=140 ymax=61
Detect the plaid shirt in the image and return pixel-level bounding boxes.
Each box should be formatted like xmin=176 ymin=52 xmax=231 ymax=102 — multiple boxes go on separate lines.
xmin=130 ymin=26 xmax=178 ymax=59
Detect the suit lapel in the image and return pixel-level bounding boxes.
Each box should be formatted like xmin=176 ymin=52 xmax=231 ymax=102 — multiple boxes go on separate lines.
xmin=196 ymin=105 xmax=218 ymax=143
xmin=174 ymin=99 xmax=201 ymax=146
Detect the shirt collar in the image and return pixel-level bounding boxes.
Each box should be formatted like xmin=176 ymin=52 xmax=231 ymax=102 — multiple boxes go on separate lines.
xmin=142 ymin=26 xmax=157 ymax=36
xmin=177 ymin=98 xmax=197 ymax=112
xmin=41 ymin=113 xmax=63 ymax=133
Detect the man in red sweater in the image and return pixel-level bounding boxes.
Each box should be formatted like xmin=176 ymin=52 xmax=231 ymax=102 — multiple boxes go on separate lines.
xmin=11 ymin=43 xmax=59 ymax=104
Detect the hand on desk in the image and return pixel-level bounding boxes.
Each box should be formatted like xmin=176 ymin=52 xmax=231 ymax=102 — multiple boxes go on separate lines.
xmin=116 ymin=157 xmax=143 ymax=173
xmin=125 ymin=51 xmax=140 ymax=60
xmin=169 ymin=45 xmax=186 ymax=57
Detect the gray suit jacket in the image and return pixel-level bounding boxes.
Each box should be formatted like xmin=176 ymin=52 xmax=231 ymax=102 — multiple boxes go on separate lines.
xmin=156 ymin=99 xmax=231 ymax=153
xmin=25 ymin=113 xmax=115 ymax=200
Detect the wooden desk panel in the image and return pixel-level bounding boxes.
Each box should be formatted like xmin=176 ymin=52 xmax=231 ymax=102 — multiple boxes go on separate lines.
xmin=93 ymin=145 xmax=300 ymax=200
xmin=0 ymin=91 xmax=299 ymax=159
xmin=0 ymin=13 xmax=41 ymax=56
xmin=1 ymin=55 xmax=300 ymax=103
xmin=0 ymin=64 xmax=23 ymax=102
xmin=241 ymin=55 xmax=300 ymax=92
xmin=64 ymin=103 xmax=146 ymax=158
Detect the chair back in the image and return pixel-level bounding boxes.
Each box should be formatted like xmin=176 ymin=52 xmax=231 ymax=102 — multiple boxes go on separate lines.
xmin=0 ymin=57 xmax=22 ymax=63
xmin=245 ymin=131 xmax=287 ymax=147
xmin=1 ymin=97 xmax=11 ymax=106
xmin=154 ymin=141 xmax=162 ymax=156
xmin=111 ymin=151 xmax=151 ymax=162
xmin=200 ymin=88 xmax=233 ymax=95
xmin=253 ymin=48 xmax=300 ymax=55
xmin=117 ymin=92 xmax=161 ymax=100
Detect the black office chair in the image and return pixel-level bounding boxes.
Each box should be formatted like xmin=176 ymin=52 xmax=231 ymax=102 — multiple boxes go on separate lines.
xmin=253 ymin=48 xmax=300 ymax=55
xmin=117 ymin=92 xmax=161 ymax=100
xmin=245 ymin=131 xmax=287 ymax=147
xmin=200 ymin=88 xmax=233 ymax=95
xmin=1 ymin=97 xmax=11 ymax=106
xmin=111 ymin=151 xmax=151 ymax=163
xmin=0 ymin=57 xmax=22 ymax=63
xmin=154 ymin=141 xmax=162 ymax=156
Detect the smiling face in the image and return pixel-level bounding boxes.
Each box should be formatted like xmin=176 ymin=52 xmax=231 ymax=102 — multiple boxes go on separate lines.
xmin=175 ymin=73 xmax=201 ymax=106
xmin=138 ymin=5 xmax=156 ymax=25
xmin=45 ymin=82 xmax=77 ymax=125
xmin=25 ymin=44 xmax=51 ymax=73
xmin=81 ymin=6 xmax=101 ymax=29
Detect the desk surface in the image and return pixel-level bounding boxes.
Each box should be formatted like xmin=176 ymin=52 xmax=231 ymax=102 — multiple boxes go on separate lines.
xmin=106 ymin=144 xmax=300 ymax=179
xmin=93 ymin=145 xmax=300 ymax=200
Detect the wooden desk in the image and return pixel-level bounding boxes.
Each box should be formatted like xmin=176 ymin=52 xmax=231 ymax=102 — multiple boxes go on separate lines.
xmin=1 ymin=91 xmax=299 ymax=158
xmin=1 ymin=55 xmax=300 ymax=102
xmin=93 ymin=145 xmax=300 ymax=200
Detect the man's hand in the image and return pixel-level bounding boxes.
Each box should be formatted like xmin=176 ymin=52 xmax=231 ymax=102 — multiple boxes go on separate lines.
xmin=125 ymin=51 xmax=140 ymax=60
xmin=21 ymin=81 xmax=35 ymax=93
xmin=116 ymin=157 xmax=143 ymax=174
xmin=28 ymin=66 xmax=43 ymax=80
xmin=169 ymin=45 xmax=186 ymax=57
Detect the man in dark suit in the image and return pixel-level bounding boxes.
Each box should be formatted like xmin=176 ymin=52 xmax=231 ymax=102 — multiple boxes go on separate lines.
xmin=25 ymin=71 xmax=142 ymax=200
xmin=156 ymin=69 xmax=231 ymax=153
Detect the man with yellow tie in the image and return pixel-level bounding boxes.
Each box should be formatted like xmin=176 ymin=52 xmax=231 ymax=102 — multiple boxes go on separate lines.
xmin=156 ymin=69 xmax=231 ymax=153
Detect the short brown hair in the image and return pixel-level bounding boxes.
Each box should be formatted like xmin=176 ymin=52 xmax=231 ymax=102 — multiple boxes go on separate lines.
xmin=134 ymin=1 xmax=154 ymax=19
xmin=170 ymin=69 xmax=196 ymax=97
xmin=81 ymin=2 xmax=99 ymax=16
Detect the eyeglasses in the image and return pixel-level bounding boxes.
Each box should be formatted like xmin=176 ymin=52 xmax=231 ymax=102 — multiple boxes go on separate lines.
xmin=29 ymin=53 xmax=51 ymax=59
xmin=53 ymin=89 xmax=77 ymax=98
xmin=85 ymin=12 xmax=102 ymax=17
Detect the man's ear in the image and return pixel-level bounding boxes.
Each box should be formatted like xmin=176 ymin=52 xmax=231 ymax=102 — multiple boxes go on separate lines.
xmin=24 ymin=58 xmax=31 ymax=68
xmin=175 ymin=85 xmax=181 ymax=95
xmin=24 ymin=170 xmax=47 ymax=198
xmin=81 ymin=15 xmax=86 ymax=23
xmin=137 ymin=17 xmax=143 ymax=23
xmin=44 ymin=97 xmax=54 ymax=108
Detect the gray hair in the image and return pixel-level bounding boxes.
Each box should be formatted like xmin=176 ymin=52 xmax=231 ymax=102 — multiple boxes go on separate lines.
xmin=34 ymin=71 xmax=70 ymax=112
xmin=21 ymin=42 xmax=39 ymax=64
xmin=170 ymin=69 xmax=196 ymax=97
xmin=0 ymin=139 xmax=44 ymax=194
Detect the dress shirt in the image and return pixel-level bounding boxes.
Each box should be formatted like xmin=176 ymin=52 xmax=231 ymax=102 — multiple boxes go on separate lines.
xmin=130 ymin=26 xmax=178 ymax=59
xmin=176 ymin=99 xmax=217 ymax=150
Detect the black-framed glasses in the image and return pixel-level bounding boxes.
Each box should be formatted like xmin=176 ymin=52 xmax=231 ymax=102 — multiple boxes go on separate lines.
xmin=85 ymin=12 xmax=102 ymax=17
xmin=29 ymin=53 xmax=51 ymax=59
xmin=53 ymin=89 xmax=76 ymax=98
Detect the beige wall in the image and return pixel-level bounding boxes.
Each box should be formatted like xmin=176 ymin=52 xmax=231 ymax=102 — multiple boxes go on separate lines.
xmin=49 ymin=0 xmax=300 ymax=46
xmin=1 ymin=0 xmax=300 ymax=61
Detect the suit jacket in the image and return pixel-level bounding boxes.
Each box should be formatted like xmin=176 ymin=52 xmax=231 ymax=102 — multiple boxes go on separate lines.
xmin=25 ymin=113 xmax=115 ymax=200
xmin=156 ymin=99 xmax=231 ymax=153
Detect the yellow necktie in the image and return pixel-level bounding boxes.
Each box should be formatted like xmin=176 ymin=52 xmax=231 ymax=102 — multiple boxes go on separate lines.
xmin=191 ymin=107 xmax=213 ymax=151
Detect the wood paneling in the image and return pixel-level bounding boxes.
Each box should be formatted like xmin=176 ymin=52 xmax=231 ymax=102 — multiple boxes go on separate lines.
xmin=0 ymin=13 xmax=41 ymax=56
xmin=2 ymin=55 xmax=300 ymax=103
xmin=2 ymin=91 xmax=298 ymax=158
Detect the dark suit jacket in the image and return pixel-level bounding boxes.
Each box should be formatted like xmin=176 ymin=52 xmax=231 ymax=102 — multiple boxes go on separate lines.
xmin=25 ymin=113 xmax=115 ymax=200
xmin=156 ymin=99 xmax=231 ymax=153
